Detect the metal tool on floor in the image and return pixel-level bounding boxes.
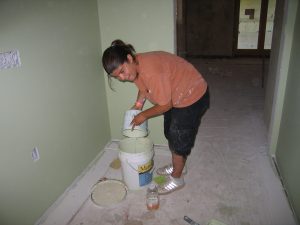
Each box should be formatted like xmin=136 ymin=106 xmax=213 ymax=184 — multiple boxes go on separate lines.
xmin=184 ymin=216 xmax=201 ymax=225
xmin=184 ymin=216 xmax=228 ymax=225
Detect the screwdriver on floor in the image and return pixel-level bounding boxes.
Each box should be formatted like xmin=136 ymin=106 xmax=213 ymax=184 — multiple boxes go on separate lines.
xmin=184 ymin=216 xmax=228 ymax=225
xmin=184 ymin=216 xmax=201 ymax=225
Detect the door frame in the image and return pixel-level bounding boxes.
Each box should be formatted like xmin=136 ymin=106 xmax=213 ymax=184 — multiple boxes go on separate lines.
xmin=233 ymin=0 xmax=271 ymax=56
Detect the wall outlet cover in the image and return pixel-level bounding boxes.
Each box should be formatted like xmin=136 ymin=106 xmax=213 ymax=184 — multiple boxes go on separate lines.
xmin=32 ymin=147 xmax=40 ymax=161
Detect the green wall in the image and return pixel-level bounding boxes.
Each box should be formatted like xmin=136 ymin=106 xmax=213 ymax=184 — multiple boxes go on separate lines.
xmin=0 ymin=1 xmax=110 ymax=225
xmin=98 ymin=0 xmax=175 ymax=144
xmin=276 ymin=1 xmax=300 ymax=222
xmin=264 ymin=0 xmax=298 ymax=155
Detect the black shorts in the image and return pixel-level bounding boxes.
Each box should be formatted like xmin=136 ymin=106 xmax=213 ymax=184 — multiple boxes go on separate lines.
xmin=164 ymin=88 xmax=209 ymax=157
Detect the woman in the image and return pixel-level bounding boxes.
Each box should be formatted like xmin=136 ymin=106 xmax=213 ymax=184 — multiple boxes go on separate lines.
xmin=102 ymin=40 xmax=209 ymax=195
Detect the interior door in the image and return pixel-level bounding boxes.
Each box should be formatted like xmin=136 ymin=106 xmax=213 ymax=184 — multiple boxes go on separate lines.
xmin=184 ymin=0 xmax=236 ymax=57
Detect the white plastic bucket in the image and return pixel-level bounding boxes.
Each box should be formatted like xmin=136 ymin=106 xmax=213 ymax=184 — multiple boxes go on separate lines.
xmin=119 ymin=137 xmax=154 ymax=190
xmin=123 ymin=110 xmax=148 ymax=138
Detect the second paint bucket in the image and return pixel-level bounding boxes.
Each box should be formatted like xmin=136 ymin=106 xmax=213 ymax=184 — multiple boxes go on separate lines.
xmin=119 ymin=137 xmax=154 ymax=190
xmin=123 ymin=110 xmax=148 ymax=138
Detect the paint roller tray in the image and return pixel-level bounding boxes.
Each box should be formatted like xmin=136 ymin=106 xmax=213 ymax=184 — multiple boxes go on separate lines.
xmin=91 ymin=179 xmax=127 ymax=207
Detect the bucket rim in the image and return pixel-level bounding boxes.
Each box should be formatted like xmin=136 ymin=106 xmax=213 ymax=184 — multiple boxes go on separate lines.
xmin=122 ymin=129 xmax=149 ymax=138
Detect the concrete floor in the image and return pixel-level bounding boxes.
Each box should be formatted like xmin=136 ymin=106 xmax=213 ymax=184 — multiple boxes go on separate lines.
xmin=67 ymin=58 xmax=297 ymax=225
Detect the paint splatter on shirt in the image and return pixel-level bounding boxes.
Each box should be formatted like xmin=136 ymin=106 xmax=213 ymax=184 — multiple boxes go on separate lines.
xmin=134 ymin=51 xmax=207 ymax=108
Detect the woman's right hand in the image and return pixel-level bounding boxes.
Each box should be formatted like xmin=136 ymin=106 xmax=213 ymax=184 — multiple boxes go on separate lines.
xmin=131 ymin=103 xmax=143 ymax=110
xmin=131 ymin=98 xmax=145 ymax=110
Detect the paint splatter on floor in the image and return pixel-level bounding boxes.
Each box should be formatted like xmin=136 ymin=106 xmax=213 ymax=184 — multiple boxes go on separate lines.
xmin=110 ymin=158 xmax=121 ymax=169
xmin=124 ymin=220 xmax=143 ymax=225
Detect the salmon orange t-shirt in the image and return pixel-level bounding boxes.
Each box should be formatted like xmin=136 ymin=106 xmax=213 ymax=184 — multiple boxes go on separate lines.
xmin=134 ymin=51 xmax=207 ymax=108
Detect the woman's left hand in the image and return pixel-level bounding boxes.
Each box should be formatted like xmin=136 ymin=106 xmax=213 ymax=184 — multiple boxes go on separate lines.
xmin=130 ymin=112 xmax=147 ymax=130
xmin=129 ymin=102 xmax=172 ymax=130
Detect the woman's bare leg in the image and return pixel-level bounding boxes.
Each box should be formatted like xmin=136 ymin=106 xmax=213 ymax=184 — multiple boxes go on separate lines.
xmin=171 ymin=152 xmax=186 ymax=178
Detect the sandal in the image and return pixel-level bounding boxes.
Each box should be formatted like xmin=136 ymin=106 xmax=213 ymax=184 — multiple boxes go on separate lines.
xmin=157 ymin=175 xmax=185 ymax=195
xmin=156 ymin=164 xmax=187 ymax=176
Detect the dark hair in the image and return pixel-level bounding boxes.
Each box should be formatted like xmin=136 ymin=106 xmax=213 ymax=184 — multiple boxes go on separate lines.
xmin=102 ymin=39 xmax=136 ymax=75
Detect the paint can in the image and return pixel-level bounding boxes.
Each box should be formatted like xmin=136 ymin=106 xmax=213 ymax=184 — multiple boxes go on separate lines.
xmin=119 ymin=137 xmax=154 ymax=190
xmin=123 ymin=109 xmax=148 ymax=138
xmin=91 ymin=179 xmax=127 ymax=207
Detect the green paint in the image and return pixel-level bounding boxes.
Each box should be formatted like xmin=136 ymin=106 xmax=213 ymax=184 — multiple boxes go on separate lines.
xmin=119 ymin=138 xmax=153 ymax=154
xmin=208 ymin=219 xmax=228 ymax=225
xmin=217 ymin=203 xmax=238 ymax=216
xmin=98 ymin=0 xmax=174 ymax=144
xmin=0 ymin=0 xmax=110 ymax=224
xmin=153 ymin=176 xmax=167 ymax=185
xmin=267 ymin=0 xmax=298 ymax=156
xmin=276 ymin=0 xmax=300 ymax=222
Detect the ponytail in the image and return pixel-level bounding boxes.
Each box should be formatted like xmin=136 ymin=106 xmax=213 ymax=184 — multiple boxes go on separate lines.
xmin=111 ymin=39 xmax=135 ymax=53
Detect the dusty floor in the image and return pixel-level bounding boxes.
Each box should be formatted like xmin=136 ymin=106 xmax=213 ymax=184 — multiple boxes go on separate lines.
xmin=67 ymin=58 xmax=297 ymax=225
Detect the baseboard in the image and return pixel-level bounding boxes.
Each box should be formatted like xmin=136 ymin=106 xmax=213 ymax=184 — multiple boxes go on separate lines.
xmin=35 ymin=144 xmax=119 ymax=225
xmin=35 ymin=140 xmax=170 ymax=225
xmin=271 ymin=155 xmax=298 ymax=222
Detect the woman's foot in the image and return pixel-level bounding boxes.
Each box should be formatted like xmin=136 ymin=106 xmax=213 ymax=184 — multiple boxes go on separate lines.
xmin=156 ymin=164 xmax=187 ymax=176
xmin=157 ymin=175 xmax=185 ymax=195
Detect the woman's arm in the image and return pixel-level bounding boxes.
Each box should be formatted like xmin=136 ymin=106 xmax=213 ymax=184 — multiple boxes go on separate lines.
xmin=132 ymin=90 xmax=146 ymax=110
xmin=130 ymin=101 xmax=172 ymax=128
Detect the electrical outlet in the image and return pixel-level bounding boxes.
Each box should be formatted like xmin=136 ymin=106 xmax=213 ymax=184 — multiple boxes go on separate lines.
xmin=32 ymin=147 xmax=40 ymax=162
xmin=0 ymin=50 xmax=21 ymax=70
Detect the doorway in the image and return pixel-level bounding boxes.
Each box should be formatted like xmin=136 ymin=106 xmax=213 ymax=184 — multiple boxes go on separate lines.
xmin=234 ymin=0 xmax=276 ymax=56
xmin=176 ymin=0 xmax=276 ymax=57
